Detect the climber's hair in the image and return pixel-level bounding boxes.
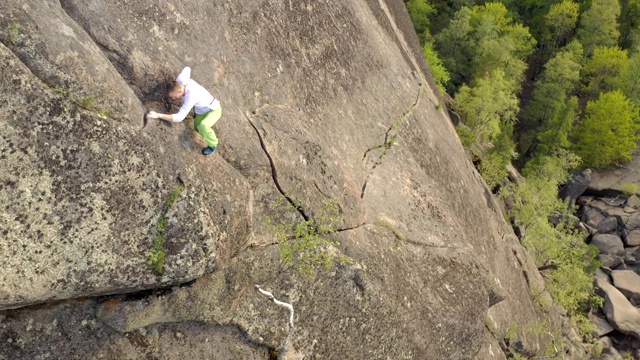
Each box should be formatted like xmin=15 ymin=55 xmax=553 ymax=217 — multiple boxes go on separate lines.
xmin=166 ymin=80 xmax=182 ymax=95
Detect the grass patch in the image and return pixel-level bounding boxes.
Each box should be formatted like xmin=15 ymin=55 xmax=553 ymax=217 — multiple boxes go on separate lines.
xmin=76 ymin=95 xmax=95 ymax=110
xmin=621 ymin=182 xmax=639 ymax=197
xmin=47 ymin=84 xmax=113 ymax=118
xmin=8 ymin=23 xmax=21 ymax=44
xmin=147 ymin=184 xmax=185 ymax=275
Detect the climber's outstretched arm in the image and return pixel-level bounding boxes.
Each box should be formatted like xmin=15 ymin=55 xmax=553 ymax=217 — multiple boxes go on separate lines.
xmin=146 ymin=111 xmax=174 ymax=123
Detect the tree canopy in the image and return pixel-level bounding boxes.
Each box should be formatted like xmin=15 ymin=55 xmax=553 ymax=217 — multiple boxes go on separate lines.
xmin=582 ymin=46 xmax=630 ymax=96
xmin=436 ymin=2 xmax=535 ymax=90
xmin=454 ymin=69 xmax=519 ymax=143
xmin=572 ymin=90 xmax=640 ymax=167
xmin=576 ymin=0 xmax=621 ymax=55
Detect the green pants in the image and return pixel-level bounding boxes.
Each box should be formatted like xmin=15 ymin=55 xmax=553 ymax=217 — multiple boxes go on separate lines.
xmin=194 ymin=108 xmax=222 ymax=147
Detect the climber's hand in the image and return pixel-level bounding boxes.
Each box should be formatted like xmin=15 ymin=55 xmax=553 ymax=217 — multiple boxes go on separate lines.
xmin=146 ymin=111 xmax=159 ymax=119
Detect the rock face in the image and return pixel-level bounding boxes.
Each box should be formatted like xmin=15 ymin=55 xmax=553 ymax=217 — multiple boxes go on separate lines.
xmin=0 ymin=299 xmax=269 ymax=359
xmin=0 ymin=0 xmax=583 ymax=359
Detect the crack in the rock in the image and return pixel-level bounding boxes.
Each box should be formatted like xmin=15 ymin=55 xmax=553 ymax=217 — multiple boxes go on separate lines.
xmin=392 ymin=236 xmax=451 ymax=249
xmin=243 ymin=112 xmax=309 ymax=222
xmin=335 ymin=221 xmax=450 ymax=249
xmin=335 ymin=223 xmax=367 ymax=233
xmin=313 ymin=181 xmax=332 ymax=200
xmin=360 ymin=87 xmax=422 ymax=198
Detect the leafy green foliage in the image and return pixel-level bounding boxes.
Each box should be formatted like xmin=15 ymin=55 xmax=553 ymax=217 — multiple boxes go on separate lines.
xmin=544 ymin=0 xmax=580 ymax=47
xmin=147 ymin=249 xmax=166 ymax=275
xmin=76 ymin=95 xmax=95 ymax=110
xmin=620 ymin=0 xmax=640 ymax=50
xmin=406 ymin=0 xmax=436 ymax=44
xmin=582 ymin=46 xmax=630 ymax=97
xmin=419 ymin=0 xmax=478 ymax=36
xmin=624 ymin=52 xmax=640 ymax=103
xmin=436 ymin=2 xmax=535 ymax=90
xmin=535 ymin=97 xmax=579 ymax=154
xmin=576 ymin=0 xmax=621 ymax=55
xmin=422 ymin=41 xmax=450 ymax=93
xmin=265 ymin=199 xmax=349 ymax=276
xmin=7 ymin=23 xmax=20 ymax=45
xmin=523 ymin=41 xmax=582 ymax=129
xmin=502 ymin=154 xmax=601 ymax=337
xmin=456 ymin=125 xmax=477 ymax=147
xmin=435 ymin=7 xmax=474 ymax=89
xmin=454 ymin=69 xmax=519 ymax=143
xmin=479 ymin=124 xmax=517 ymax=188
xmin=572 ymin=90 xmax=640 ymax=168
xmin=520 ymin=41 xmax=582 ymax=159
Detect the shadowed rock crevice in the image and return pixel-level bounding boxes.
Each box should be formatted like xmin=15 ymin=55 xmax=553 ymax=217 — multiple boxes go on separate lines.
xmin=360 ymin=87 xmax=421 ymax=198
xmin=335 ymin=223 xmax=368 ymax=233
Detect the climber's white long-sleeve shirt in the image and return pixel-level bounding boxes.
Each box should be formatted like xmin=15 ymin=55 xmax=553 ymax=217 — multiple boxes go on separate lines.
xmin=173 ymin=67 xmax=221 ymax=123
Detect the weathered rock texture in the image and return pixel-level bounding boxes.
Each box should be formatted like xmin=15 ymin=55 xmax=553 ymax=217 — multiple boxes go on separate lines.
xmin=0 ymin=0 xmax=583 ymax=359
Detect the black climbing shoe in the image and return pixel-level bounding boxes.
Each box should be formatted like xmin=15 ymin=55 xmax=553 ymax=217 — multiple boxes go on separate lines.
xmin=202 ymin=146 xmax=217 ymax=156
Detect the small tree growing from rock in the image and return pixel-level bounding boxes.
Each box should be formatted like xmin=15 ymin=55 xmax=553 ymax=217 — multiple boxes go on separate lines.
xmin=256 ymin=197 xmax=349 ymax=359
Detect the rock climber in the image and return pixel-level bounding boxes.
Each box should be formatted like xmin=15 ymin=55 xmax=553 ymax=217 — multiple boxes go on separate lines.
xmin=146 ymin=67 xmax=222 ymax=155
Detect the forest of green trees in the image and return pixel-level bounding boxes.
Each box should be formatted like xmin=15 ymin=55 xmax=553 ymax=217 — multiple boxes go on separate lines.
xmin=406 ymin=0 xmax=640 ymax=351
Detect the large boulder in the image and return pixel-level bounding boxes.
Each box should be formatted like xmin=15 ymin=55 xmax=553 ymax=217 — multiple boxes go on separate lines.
xmin=598 ymin=216 xmax=620 ymax=234
xmin=596 ymin=274 xmax=640 ymax=338
xmin=626 ymin=230 xmax=640 ymax=247
xmin=598 ymin=254 xmax=623 ymax=269
xmin=626 ymin=212 xmax=640 ymax=230
xmin=559 ymin=169 xmax=591 ymax=206
xmin=611 ymin=270 xmax=640 ymax=302
xmin=589 ymin=311 xmax=615 ymax=337
xmin=591 ymin=234 xmax=625 ymax=255
xmin=595 ymin=347 xmax=624 ymax=360
xmin=589 ymin=164 xmax=640 ymax=194
xmin=627 ymin=195 xmax=640 ymax=209
xmin=582 ymin=206 xmax=606 ymax=228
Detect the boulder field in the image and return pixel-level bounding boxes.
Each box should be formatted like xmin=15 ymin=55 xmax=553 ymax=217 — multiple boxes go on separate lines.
xmin=1 ymin=0 xmax=584 ymax=358
xmin=580 ymin=194 xmax=640 ymax=355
